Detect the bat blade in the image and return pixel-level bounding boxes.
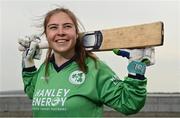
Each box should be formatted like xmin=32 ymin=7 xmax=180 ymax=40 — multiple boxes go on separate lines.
xmin=18 ymin=21 xmax=164 ymax=51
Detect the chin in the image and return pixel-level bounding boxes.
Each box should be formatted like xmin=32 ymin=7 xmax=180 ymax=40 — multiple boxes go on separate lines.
xmin=54 ymin=47 xmax=74 ymax=54
xmin=54 ymin=48 xmax=68 ymax=53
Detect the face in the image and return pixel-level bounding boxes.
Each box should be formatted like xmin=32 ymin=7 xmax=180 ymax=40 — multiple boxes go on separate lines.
xmin=46 ymin=12 xmax=78 ymax=56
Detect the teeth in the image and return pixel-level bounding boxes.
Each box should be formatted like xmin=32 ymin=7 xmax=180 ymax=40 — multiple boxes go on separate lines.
xmin=56 ymin=39 xmax=68 ymax=43
xmin=57 ymin=40 xmax=66 ymax=43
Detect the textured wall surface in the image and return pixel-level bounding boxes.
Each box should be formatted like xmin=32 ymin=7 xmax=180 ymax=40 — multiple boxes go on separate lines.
xmin=0 ymin=92 xmax=180 ymax=117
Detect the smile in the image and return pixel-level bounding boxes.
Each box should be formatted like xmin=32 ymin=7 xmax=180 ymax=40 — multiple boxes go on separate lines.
xmin=55 ymin=39 xmax=69 ymax=43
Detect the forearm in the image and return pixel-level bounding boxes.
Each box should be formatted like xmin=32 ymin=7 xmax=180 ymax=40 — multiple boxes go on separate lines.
xmin=22 ymin=66 xmax=38 ymax=99
xmin=19 ymin=35 xmax=42 ymax=99
xmin=119 ymin=77 xmax=147 ymax=115
xmin=104 ymin=77 xmax=147 ymax=115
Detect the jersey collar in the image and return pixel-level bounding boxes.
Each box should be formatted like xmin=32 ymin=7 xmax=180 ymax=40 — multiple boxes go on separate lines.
xmin=50 ymin=54 xmax=76 ymax=72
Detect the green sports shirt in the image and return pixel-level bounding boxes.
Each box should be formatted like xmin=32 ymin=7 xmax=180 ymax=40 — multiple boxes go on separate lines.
xmin=22 ymin=56 xmax=147 ymax=117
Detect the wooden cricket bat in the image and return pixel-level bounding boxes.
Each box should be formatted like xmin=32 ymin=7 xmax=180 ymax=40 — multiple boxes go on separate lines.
xmin=18 ymin=21 xmax=164 ymax=51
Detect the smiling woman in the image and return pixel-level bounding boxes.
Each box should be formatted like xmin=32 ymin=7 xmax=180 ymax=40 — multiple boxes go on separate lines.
xmin=19 ymin=7 xmax=150 ymax=117
xmin=45 ymin=12 xmax=78 ymax=66
xmin=0 ymin=0 xmax=179 ymax=117
xmin=42 ymin=8 xmax=97 ymax=78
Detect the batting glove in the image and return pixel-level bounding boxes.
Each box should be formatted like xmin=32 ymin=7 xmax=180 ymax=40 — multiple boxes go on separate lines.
xmin=113 ymin=47 xmax=155 ymax=75
xmin=18 ymin=35 xmax=42 ymax=60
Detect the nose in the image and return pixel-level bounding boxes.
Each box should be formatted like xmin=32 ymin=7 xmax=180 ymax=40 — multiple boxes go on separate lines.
xmin=57 ymin=27 xmax=65 ymax=36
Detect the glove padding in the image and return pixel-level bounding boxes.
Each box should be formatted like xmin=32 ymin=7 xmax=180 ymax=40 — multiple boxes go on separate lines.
xmin=113 ymin=47 xmax=155 ymax=75
xmin=22 ymin=41 xmax=37 ymax=68
xmin=18 ymin=35 xmax=42 ymax=60
xmin=113 ymin=47 xmax=155 ymax=66
xmin=19 ymin=35 xmax=42 ymax=68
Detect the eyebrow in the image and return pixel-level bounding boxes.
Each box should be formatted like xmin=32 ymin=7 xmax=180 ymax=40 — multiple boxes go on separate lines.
xmin=47 ymin=23 xmax=74 ymax=28
xmin=47 ymin=24 xmax=58 ymax=28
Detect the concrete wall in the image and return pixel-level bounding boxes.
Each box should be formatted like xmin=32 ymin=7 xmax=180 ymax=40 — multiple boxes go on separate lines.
xmin=0 ymin=92 xmax=180 ymax=117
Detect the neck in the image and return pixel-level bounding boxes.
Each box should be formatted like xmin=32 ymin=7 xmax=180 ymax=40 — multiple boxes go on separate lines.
xmin=53 ymin=50 xmax=75 ymax=67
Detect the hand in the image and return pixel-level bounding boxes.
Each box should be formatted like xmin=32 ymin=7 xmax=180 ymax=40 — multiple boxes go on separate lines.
xmin=113 ymin=47 xmax=155 ymax=66
xmin=113 ymin=47 xmax=155 ymax=75
xmin=22 ymin=41 xmax=37 ymax=68
xmin=19 ymin=35 xmax=42 ymax=68
xmin=18 ymin=35 xmax=42 ymax=60
xmin=18 ymin=35 xmax=40 ymax=48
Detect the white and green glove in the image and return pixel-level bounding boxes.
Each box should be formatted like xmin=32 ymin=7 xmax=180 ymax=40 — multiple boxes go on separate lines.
xmin=18 ymin=35 xmax=42 ymax=68
xmin=113 ymin=47 xmax=155 ymax=76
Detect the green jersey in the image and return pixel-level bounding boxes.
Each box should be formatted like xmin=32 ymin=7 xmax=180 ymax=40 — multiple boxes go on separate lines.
xmin=22 ymin=56 xmax=147 ymax=117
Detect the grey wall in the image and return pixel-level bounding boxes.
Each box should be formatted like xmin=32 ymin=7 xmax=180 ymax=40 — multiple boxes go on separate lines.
xmin=0 ymin=92 xmax=180 ymax=117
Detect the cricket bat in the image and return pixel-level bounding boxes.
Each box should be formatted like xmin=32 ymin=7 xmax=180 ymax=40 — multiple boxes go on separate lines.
xmin=18 ymin=21 xmax=164 ymax=51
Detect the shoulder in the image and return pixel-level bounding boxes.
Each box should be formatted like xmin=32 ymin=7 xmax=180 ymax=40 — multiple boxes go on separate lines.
xmin=35 ymin=63 xmax=47 ymax=74
xmin=85 ymin=57 xmax=113 ymax=72
xmin=85 ymin=56 xmax=100 ymax=66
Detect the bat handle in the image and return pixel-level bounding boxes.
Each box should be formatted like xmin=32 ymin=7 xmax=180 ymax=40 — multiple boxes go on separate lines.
xmin=113 ymin=49 xmax=130 ymax=59
xmin=118 ymin=50 xmax=130 ymax=59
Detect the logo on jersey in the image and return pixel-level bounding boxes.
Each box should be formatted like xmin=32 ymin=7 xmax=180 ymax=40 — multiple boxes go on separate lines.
xmin=69 ymin=70 xmax=85 ymax=85
xmin=110 ymin=75 xmax=120 ymax=85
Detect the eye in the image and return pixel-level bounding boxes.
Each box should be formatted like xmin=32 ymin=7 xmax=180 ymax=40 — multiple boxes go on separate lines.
xmin=63 ymin=23 xmax=75 ymax=29
xmin=64 ymin=24 xmax=72 ymax=29
xmin=49 ymin=26 xmax=58 ymax=30
xmin=47 ymin=24 xmax=59 ymax=30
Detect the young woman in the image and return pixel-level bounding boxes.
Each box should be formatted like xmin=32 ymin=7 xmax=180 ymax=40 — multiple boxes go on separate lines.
xmin=20 ymin=8 xmax=152 ymax=117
